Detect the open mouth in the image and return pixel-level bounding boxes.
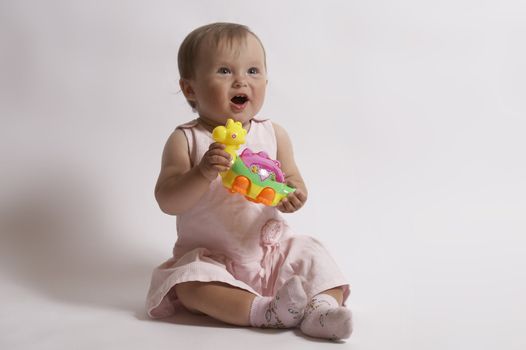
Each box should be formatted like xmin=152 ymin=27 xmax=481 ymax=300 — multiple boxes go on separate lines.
xmin=231 ymin=95 xmax=249 ymax=105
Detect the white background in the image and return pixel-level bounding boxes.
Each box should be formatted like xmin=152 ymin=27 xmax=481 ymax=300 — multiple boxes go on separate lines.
xmin=1 ymin=1 xmax=525 ymax=349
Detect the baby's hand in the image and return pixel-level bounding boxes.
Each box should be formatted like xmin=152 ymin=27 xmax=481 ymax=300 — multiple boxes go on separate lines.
xmin=198 ymin=142 xmax=232 ymax=182
xmin=277 ymin=188 xmax=307 ymax=213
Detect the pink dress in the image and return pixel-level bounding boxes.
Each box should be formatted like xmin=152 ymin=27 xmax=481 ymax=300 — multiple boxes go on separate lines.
xmin=146 ymin=117 xmax=350 ymax=318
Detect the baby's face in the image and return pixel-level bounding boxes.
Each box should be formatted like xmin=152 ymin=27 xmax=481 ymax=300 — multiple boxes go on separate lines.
xmin=186 ymin=34 xmax=267 ymax=127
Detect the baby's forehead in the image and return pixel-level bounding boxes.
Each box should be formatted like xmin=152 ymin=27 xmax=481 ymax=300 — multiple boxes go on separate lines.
xmin=193 ymin=33 xmax=266 ymax=74
xmin=200 ymin=34 xmax=251 ymax=56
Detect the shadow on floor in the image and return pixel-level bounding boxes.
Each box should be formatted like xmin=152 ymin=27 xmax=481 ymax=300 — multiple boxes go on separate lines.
xmin=0 ymin=169 xmax=154 ymax=314
xmin=138 ymin=301 xmax=236 ymax=328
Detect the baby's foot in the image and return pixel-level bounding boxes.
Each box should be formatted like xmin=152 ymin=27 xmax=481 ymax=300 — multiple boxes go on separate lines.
xmin=249 ymin=276 xmax=308 ymax=328
xmin=300 ymin=294 xmax=353 ymax=340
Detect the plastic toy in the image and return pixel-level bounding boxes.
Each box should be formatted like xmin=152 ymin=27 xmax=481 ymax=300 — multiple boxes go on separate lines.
xmin=212 ymin=119 xmax=295 ymax=206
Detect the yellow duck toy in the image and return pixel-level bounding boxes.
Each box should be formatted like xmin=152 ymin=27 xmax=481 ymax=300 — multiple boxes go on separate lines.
xmin=212 ymin=118 xmax=247 ymax=162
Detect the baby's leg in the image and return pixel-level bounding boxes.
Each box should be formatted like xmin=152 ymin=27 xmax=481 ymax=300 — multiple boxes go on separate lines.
xmin=175 ymin=276 xmax=307 ymax=328
xmin=300 ymin=287 xmax=353 ymax=340
xmin=323 ymin=287 xmax=344 ymax=304
xmin=175 ymin=281 xmax=254 ymax=326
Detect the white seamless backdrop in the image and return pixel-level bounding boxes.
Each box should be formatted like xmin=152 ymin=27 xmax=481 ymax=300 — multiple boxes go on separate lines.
xmin=1 ymin=1 xmax=525 ymax=349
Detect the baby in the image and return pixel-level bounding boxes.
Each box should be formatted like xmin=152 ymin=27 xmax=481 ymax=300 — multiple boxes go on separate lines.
xmin=146 ymin=22 xmax=352 ymax=341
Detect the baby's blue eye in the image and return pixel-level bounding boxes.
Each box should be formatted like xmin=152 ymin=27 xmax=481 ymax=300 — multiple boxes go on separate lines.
xmin=218 ymin=67 xmax=231 ymax=74
xmin=248 ymin=67 xmax=259 ymax=74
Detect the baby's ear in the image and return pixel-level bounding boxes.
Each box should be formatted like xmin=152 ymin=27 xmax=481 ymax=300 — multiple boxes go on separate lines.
xmin=179 ymin=79 xmax=196 ymax=101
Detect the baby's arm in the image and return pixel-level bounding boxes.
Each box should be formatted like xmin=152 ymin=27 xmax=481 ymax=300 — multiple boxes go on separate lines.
xmin=273 ymin=123 xmax=308 ymax=213
xmin=155 ymin=129 xmax=231 ymax=215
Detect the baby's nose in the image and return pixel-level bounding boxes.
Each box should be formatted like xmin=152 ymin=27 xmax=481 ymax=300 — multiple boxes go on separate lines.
xmin=232 ymin=77 xmax=248 ymax=88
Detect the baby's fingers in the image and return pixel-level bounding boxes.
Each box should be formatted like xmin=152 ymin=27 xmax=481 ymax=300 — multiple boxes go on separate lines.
xmin=277 ymin=197 xmax=295 ymax=213
xmin=277 ymin=190 xmax=307 ymax=213
xmin=205 ymin=153 xmax=231 ymax=166
xmin=293 ymin=189 xmax=307 ymax=203
xmin=287 ymin=192 xmax=304 ymax=210
xmin=204 ymin=149 xmax=231 ymax=166
xmin=208 ymin=142 xmax=226 ymax=151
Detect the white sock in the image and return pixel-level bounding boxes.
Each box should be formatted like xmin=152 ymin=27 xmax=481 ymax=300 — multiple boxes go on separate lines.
xmin=300 ymin=294 xmax=353 ymax=340
xmin=249 ymin=276 xmax=308 ymax=328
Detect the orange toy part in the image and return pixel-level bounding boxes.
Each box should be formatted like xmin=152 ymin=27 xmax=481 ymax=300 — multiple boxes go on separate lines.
xmin=230 ymin=176 xmax=250 ymax=195
xmin=256 ymin=187 xmax=276 ymax=206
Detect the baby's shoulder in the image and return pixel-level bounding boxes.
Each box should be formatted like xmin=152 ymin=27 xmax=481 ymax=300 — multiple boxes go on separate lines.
xmin=175 ymin=119 xmax=199 ymax=130
xmin=252 ymin=116 xmax=278 ymax=132
xmin=253 ymin=115 xmax=270 ymax=122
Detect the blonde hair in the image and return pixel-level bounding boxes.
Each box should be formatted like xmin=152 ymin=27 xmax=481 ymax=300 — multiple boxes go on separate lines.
xmin=178 ymin=22 xmax=266 ymax=108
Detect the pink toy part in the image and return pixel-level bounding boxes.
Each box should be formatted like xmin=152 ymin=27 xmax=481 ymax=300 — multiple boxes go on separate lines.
xmin=239 ymin=149 xmax=285 ymax=183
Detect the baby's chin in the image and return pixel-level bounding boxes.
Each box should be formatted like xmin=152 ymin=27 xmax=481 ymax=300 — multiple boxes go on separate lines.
xmin=198 ymin=114 xmax=252 ymax=129
xmin=230 ymin=112 xmax=254 ymax=123
xmin=214 ymin=113 xmax=254 ymax=125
